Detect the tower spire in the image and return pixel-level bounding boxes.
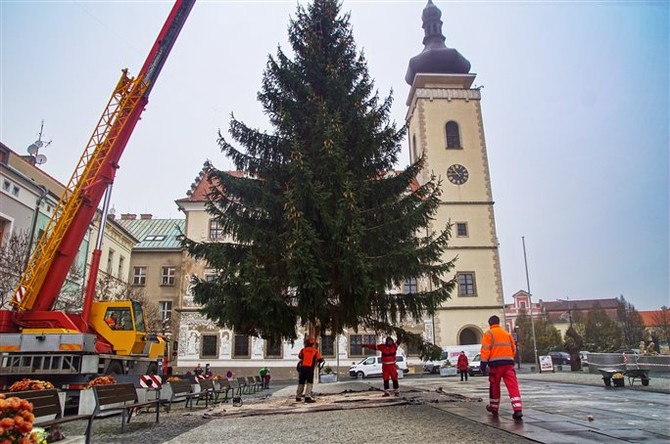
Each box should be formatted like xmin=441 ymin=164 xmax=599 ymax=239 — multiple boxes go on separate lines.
xmin=405 ymin=1 xmax=471 ymax=85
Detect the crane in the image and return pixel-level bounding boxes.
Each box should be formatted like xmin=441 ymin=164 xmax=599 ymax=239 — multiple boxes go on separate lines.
xmin=0 ymin=0 xmax=195 ymax=366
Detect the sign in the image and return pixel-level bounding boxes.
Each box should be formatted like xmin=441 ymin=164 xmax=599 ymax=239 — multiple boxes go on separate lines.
xmin=139 ymin=374 xmax=162 ymax=388
xmin=539 ymin=355 xmax=554 ymax=373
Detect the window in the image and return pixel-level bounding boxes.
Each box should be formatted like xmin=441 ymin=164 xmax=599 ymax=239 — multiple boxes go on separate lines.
xmin=159 ymin=301 xmax=172 ymax=323
xmin=457 ymin=272 xmax=477 ymax=296
xmin=133 ymin=267 xmax=147 ymax=286
xmin=117 ymin=256 xmax=125 ymax=279
xmin=144 ymin=235 xmax=166 ymax=241
xmin=265 ymin=338 xmax=282 ymax=358
xmin=11 ymin=185 xmax=19 ymax=196
xmin=320 ymin=335 xmax=335 ymax=357
xmin=446 ymin=121 xmax=461 ymax=148
xmin=403 ymin=278 xmax=417 ymax=294
xmin=161 ymin=266 xmax=176 ymax=286
xmin=233 ymin=334 xmax=250 ymax=358
xmin=456 ymin=222 xmax=468 ymax=237
xmin=204 ymin=273 xmax=218 ymax=283
xmin=104 ymin=307 xmax=132 ymax=331
xmin=412 ymin=134 xmax=417 ymax=161
xmin=2 ymin=180 xmax=9 ymax=192
xmin=519 ymin=301 xmax=527 ymax=309
xmin=405 ymin=340 xmax=420 ymax=356
xmin=201 ymin=335 xmax=218 ymax=358
xmin=349 ymin=334 xmax=377 ymax=357
xmin=209 ymin=219 xmax=224 ymax=241
xmin=106 ymin=249 xmax=114 ymax=274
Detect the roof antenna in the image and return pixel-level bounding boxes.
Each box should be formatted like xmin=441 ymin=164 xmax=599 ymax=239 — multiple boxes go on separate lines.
xmin=27 ymin=120 xmax=52 ymax=166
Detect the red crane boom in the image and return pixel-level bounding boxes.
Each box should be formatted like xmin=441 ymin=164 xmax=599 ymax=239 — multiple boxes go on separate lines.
xmin=2 ymin=0 xmax=195 ymax=333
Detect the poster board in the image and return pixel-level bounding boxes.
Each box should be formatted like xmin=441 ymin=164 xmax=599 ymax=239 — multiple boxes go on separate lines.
xmin=539 ymin=355 xmax=554 ymax=373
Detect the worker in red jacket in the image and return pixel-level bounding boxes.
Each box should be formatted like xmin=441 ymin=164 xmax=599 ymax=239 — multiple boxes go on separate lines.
xmin=363 ymin=336 xmax=402 ymax=396
xmin=457 ymin=351 xmax=470 ymax=381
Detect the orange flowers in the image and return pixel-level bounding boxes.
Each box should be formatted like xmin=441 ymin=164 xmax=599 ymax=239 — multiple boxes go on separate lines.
xmin=0 ymin=393 xmax=42 ymax=443
xmin=8 ymin=380 xmax=54 ymax=393
xmin=86 ymin=375 xmax=116 ymax=389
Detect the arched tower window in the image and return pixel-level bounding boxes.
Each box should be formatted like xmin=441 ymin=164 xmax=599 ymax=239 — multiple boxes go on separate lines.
xmin=446 ymin=121 xmax=461 ymax=148
xmin=459 ymin=327 xmax=481 ymax=345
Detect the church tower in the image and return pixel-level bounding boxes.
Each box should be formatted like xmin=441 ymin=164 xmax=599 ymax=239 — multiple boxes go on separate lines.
xmin=406 ymin=1 xmax=504 ymax=346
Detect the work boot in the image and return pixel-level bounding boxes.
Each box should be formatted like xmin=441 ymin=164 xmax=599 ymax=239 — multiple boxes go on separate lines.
xmin=295 ymin=396 xmax=302 ymax=402
xmin=486 ymin=405 xmax=499 ymax=417
xmin=304 ymin=397 xmax=316 ymax=403
xmin=393 ymin=390 xmax=400 ymax=397
xmin=512 ymin=411 xmax=523 ymax=420
xmin=382 ymin=391 xmax=390 ymax=397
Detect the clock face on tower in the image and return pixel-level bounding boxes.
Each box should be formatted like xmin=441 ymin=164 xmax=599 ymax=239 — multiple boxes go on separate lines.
xmin=447 ymin=164 xmax=469 ymax=185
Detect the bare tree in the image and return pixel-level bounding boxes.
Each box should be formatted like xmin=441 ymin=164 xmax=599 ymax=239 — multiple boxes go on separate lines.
xmin=651 ymin=306 xmax=670 ymax=346
xmin=1 ymin=231 xmax=84 ymax=311
xmin=0 ymin=231 xmax=32 ymax=309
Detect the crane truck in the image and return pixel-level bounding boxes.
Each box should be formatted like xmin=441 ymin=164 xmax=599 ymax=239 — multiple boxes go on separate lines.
xmin=0 ymin=0 xmax=195 ymax=391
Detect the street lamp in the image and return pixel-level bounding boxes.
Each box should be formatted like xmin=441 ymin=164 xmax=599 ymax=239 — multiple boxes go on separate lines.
xmin=557 ymin=297 xmax=573 ymax=328
xmin=514 ymin=325 xmax=521 ymax=369
xmin=522 ymin=237 xmax=539 ymax=372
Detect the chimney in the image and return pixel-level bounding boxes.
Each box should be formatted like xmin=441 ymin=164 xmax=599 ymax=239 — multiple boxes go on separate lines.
xmin=121 ymin=213 xmax=137 ymax=220
xmin=140 ymin=213 xmax=153 ymax=220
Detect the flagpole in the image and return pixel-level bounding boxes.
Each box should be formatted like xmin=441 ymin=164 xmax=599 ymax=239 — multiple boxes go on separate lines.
xmin=522 ymin=236 xmax=539 ymax=372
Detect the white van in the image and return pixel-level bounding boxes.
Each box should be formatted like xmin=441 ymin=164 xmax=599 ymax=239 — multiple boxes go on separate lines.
xmin=348 ymin=355 xmax=409 ymax=378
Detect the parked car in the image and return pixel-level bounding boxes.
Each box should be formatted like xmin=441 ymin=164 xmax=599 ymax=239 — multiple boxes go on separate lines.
xmin=349 ymin=355 xmax=409 ymax=378
xmin=548 ymin=351 xmax=570 ymax=365
xmin=422 ymin=351 xmax=449 ymax=374
xmin=468 ymin=353 xmax=482 ymax=376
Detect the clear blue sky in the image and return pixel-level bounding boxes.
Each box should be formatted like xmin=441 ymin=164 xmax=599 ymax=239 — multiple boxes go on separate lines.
xmin=1 ymin=1 xmax=667 ymax=310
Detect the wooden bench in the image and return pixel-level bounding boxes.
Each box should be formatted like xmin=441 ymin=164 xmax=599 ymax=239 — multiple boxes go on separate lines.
xmin=235 ymin=377 xmax=249 ymax=395
xmin=7 ymin=389 xmax=94 ymax=444
xmin=195 ymin=379 xmax=217 ymax=407
xmin=214 ymin=378 xmax=234 ymax=402
xmin=163 ymin=379 xmax=204 ymax=412
xmin=93 ymin=383 xmax=160 ymax=433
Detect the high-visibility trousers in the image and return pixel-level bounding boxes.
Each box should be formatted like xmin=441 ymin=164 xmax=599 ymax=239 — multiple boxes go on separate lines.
xmin=488 ymin=364 xmax=523 ymax=412
xmin=382 ymin=363 xmax=399 ymax=390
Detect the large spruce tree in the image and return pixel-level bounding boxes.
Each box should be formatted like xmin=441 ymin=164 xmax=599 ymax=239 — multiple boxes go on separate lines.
xmin=185 ymin=0 xmax=454 ymax=356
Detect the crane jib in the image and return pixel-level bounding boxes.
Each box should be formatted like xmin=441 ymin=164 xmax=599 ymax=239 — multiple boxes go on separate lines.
xmin=8 ymin=0 xmax=195 ymax=322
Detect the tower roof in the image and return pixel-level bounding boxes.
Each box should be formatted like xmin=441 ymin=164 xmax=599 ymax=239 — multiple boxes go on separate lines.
xmin=405 ymin=0 xmax=471 ymax=85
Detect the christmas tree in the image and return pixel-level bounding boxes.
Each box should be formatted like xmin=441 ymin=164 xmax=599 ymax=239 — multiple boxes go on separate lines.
xmin=185 ymin=0 xmax=455 ymax=357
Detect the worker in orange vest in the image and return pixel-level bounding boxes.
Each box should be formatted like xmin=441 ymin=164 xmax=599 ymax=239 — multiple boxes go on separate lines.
xmin=480 ymin=315 xmax=523 ymax=420
xmin=296 ymin=337 xmax=324 ymax=403
xmin=363 ymin=336 xmax=402 ymax=396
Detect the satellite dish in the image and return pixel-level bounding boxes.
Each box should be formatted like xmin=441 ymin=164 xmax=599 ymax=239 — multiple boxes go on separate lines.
xmin=34 ymin=140 xmax=44 ymax=148
xmin=35 ymin=154 xmax=47 ymax=165
xmin=27 ymin=144 xmax=39 ymax=155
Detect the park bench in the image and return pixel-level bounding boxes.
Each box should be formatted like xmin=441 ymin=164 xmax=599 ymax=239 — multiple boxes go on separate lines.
xmin=214 ymin=378 xmax=234 ymax=402
xmin=92 ymin=383 xmax=161 ymax=434
xmin=162 ymin=379 xmax=205 ymax=412
xmin=254 ymin=375 xmax=266 ymax=389
xmin=195 ymin=378 xmax=219 ymax=407
xmin=247 ymin=376 xmax=262 ymax=392
xmin=235 ymin=377 xmax=249 ymax=395
xmin=7 ymin=388 xmax=94 ymax=444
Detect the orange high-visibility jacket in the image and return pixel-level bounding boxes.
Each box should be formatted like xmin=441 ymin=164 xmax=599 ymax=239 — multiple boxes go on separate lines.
xmin=480 ymin=324 xmax=516 ymax=367
xmin=298 ymin=346 xmax=322 ymax=368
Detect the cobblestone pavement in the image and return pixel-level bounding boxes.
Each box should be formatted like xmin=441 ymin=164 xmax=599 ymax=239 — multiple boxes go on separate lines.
xmin=55 ymin=371 xmax=670 ymax=443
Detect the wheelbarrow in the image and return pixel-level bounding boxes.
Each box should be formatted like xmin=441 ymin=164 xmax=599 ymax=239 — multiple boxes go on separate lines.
xmin=598 ymin=367 xmax=650 ymax=387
